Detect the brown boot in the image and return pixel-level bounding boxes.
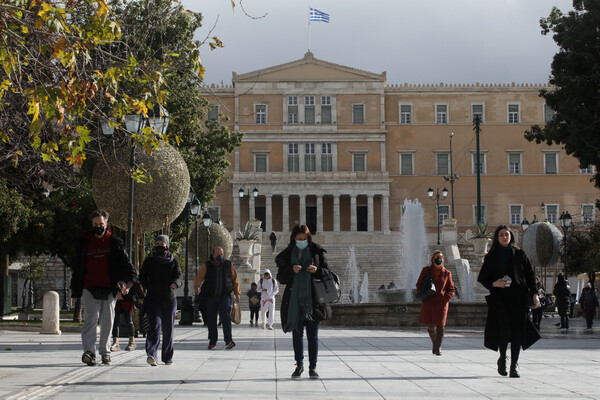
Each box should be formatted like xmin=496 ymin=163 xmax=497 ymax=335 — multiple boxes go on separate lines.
xmin=125 ymin=336 xmax=136 ymax=351
xmin=434 ymin=326 xmax=445 ymax=356
xmin=110 ymin=337 xmax=120 ymax=352
xmin=427 ymin=328 xmax=437 ymax=354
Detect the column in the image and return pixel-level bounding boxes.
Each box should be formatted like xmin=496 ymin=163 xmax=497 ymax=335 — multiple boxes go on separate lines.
xmin=282 ymin=195 xmax=289 ymax=233
xmin=233 ymin=193 xmax=241 ymax=230
xmin=265 ymin=195 xmax=273 ymax=233
xmin=350 ymin=195 xmax=357 ymax=232
xmin=250 ymin=195 xmax=255 ymax=220
xmin=333 ymin=195 xmax=340 ymax=232
xmin=299 ymin=195 xmax=306 ymax=225
xmin=382 ymin=194 xmax=390 ymax=233
xmin=368 ymin=194 xmax=374 ymax=232
xmin=317 ymin=195 xmax=324 ymax=233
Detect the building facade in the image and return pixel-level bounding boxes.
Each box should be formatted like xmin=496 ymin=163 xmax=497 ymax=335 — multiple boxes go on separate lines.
xmin=203 ymin=52 xmax=599 ymax=241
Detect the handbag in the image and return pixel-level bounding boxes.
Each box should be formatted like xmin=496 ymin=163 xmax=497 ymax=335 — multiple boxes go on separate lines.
xmin=415 ymin=268 xmax=436 ymax=301
xmin=230 ymin=301 xmax=241 ymax=324
xmin=312 ymin=271 xmax=341 ymax=304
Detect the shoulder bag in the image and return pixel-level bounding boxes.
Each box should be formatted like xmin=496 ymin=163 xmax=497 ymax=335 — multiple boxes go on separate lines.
xmin=312 ymin=271 xmax=341 ymax=304
xmin=415 ymin=268 xmax=436 ymax=301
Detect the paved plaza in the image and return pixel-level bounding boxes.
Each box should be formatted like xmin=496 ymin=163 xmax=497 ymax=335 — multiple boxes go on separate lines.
xmin=0 ymin=312 xmax=599 ymax=400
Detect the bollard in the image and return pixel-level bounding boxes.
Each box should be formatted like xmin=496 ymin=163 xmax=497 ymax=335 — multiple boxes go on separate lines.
xmin=41 ymin=291 xmax=61 ymax=335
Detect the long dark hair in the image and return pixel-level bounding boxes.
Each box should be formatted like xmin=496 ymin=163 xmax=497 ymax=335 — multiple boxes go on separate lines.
xmin=288 ymin=224 xmax=312 ymax=246
xmin=486 ymin=224 xmax=514 ymax=256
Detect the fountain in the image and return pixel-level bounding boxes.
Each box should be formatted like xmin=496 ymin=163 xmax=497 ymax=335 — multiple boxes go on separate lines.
xmin=359 ymin=272 xmax=369 ymax=303
xmin=346 ymin=246 xmax=360 ymax=303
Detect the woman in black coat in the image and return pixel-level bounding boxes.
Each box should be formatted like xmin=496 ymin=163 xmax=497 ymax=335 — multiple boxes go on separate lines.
xmin=276 ymin=224 xmax=330 ymax=380
xmin=477 ymin=225 xmax=540 ymax=378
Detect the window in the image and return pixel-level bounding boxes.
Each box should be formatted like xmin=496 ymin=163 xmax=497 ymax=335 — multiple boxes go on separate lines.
xmin=436 ymin=153 xmax=449 ymax=175
xmin=255 ymin=104 xmax=266 ymax=124
xmin=321 ymin=143 xmax=332 ymax=172
xmin=254 ymin=154 xmax=268 ymax=172
xmin=400 ymin=153 xmax=413 ymax=175
xmin=438 ymin=205 xmax=450 ymax=225
xmin=544 ymin=103 xmax=555 ymax=124
xmin=508 ymin=104 xmax=520 ymax=124
xmin=473 ymin=205 xmax=487 ymax=225
xmin=207 ymin=206 xmax=220 ymax=222
xmin=546 ymin=204 xmax=558 ymax=224
xmin=582 ymin=204 xmax=594 ymax=224
xmin=305 ymin=143 xmax=316 ymax=172
xmin=207 ymin=104 xmax=219 ymax=121
xmin=288 ymin=96 xmax=298 ymax=124
xmin=321 ymin=96 xmax=332 ymax=124
xmin=288 ymin=143 xmax=299 ymax=172
xmin=472 ymin=154 xmax=486 ymax=175
xmin=545 ymin=153 xmax=558 ymax=174
xmin=436 ymin=104 xmax=448 ymax=124
xmin=305 ymin=96 xmax=315 ymax=125
xmin=400 ymin=104 xmax=412 ymax=124
xmin=353 ymin=153 xmax=366 ymax=172
xmin=509 ymin=153 xmax=521 ymax=174
xmin=472 ymin=103 xmax=484 ymax=124
xmin=510 ymin=205 xmax=522 ymax=225
xmin=352 ymin=104 xmax=365 ymax=124
xmin=581 ymin=164 xmax=593 ymax=174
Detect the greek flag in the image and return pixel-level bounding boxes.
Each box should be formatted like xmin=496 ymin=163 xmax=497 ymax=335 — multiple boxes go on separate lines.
xmin=309 ymin=8 xmax=330 ymax=23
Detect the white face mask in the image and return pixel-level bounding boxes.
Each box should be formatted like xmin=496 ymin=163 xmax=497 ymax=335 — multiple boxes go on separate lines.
xmin=296 ymin=240 xmax=308 ymax=250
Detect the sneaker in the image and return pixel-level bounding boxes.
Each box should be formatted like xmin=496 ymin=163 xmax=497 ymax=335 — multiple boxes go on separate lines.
xmin=226 ymin=340 xmax=236 ymax=349
xmin=267 ymin=325 xmax=274 ymax=330
xmin=250 ymin=320 xmax=254 ymax=326
xmin=81 ymin=351 xmax=96 ymax=366
xmin=262 ymin=323 xmax=266 ymax=330
xmin=291 ymin=365 xmax=304 ymax=379
xmin=101 ymin=355 xmax=111 ymax=365
xmin=309 ymin=369 xmax=319 ymax=379
xmin=164 ymin=360 xmax=173 ymax=365
xmin=147 ymin=356 xmax=157 ymax=366
xmin=207 ymin=344 xmax=216 ymax=350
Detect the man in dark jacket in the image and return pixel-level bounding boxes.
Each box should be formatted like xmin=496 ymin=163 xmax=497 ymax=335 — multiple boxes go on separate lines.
xmin=194 ymin=246 xmax=240 ymax=350
xmin=71 ymin=209 xmax=137 ymax=366
xmin=553 ymin=273 xmax=571 ymax=329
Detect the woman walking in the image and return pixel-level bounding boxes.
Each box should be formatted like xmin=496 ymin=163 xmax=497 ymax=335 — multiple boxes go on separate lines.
xmin=477 ymin=225 xmax=540 ymax=378
xmin=139 ymin=235 xmax=183 ymax=366
xmin=416 ymin=250 xmax=455 ymax=355
xmin=276 ymin=224 xmax=330 ymax=380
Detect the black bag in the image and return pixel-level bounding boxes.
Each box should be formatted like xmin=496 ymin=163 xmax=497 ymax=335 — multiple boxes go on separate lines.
xmin=312 ymin=302 xmax=332 ymax=321
xmin=87 ymin=287 xmax=112 ymax=300
xmin=312 ymin=271 xmax=341 ymax=304
xmin=415 ymin=268 xmax=436 ymax=301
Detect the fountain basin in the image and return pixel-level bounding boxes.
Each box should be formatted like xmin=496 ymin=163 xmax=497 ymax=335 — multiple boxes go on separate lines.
xmin=322 ymin=302 xmax=487 ymax=327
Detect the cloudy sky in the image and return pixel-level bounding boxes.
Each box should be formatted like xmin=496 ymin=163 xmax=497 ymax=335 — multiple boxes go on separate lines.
xmin=181 ymin=0 xmax=574 ymax=86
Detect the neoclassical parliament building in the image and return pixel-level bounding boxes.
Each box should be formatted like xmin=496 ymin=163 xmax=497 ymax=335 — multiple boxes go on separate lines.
xmin=203 ymin=52 xmax=599 ymax=241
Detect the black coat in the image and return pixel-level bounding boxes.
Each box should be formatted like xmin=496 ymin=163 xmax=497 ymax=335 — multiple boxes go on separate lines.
xmin=477 ymin=245 xmax=540 ymax=351
xmin=276 ymin=242 xmax=330 ymax=332
xmin=139 ymin=252 xmax=183 ymax=302
xmin=70 ymin=232 xmax=137 ymax=298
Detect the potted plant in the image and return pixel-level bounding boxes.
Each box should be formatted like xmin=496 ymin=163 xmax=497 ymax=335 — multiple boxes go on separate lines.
xmin=471 ymin=222 xmax=493 ymax=255
xmin=235 ymin=221 xmax=261 ymax=241
xmin=235 ymin=222 xmax=261 ymax=268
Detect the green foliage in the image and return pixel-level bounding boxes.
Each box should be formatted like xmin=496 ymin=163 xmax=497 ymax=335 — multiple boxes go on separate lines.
xmin=235 ymin=222 xmax=261 ymax=241
xmin=18 ymin=260 xmax=47 ymax=282
xmin=473 ymin=222 xmax=493 ymax=239
xmin=526 ymin=1 xmax=600 ymax=189
xmin=564 ymin=222 xmax=600 ymax=277
xmin=0 ymin=179 xmax=30 ymax=245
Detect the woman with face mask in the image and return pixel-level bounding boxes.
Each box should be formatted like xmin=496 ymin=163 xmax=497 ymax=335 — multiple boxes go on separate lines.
xmin=276 ymin=224 xmax=330 ymax=380
xmin=416 ymin=250 xmax=455 ymax=356
xmin=139 ymin=235 xmax=183 ymax=366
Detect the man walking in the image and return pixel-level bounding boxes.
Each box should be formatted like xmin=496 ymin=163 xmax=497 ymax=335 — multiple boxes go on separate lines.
xmin=194 ymin=247 xmax=240 ymax=350
xmin=71 ymin=210 xmax=137 ymax=366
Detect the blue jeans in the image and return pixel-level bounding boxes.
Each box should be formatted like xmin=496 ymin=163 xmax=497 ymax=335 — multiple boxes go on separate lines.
xmin=292 ymin=318 xmax=319 ymax=369
xmin=205 ymin=295 xmax=232 ymax=345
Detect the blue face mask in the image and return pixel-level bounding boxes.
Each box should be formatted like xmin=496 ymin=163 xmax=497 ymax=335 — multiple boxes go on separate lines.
xmin=296 ymin=240 xmax=308 ymax=250
xmin=215 ymin=254 xmax=225 ymax=263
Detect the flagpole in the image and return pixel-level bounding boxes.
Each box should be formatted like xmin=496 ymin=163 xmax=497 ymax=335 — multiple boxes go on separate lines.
xmin=307 ymin=5 xmax=311 ymax=51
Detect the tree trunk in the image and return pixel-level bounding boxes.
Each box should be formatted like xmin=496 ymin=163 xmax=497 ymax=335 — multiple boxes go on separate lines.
xmin=2 ymin=254 xmax=8 ymax=276
xmin=72 ymin=297 xmax=82 ymax=322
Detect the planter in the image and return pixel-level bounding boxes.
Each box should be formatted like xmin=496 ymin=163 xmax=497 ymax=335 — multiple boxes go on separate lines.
xmin=237 ymin=240 xmax=254 ymax=269
xmin=472 ymin=237 xmax=492 ymax=256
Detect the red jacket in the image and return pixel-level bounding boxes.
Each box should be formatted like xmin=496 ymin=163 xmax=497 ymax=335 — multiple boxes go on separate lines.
xmin=416 ymin=266 xmax=455 ymax=326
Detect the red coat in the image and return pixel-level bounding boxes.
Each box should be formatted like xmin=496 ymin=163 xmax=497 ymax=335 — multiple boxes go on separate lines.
xmin=416 ymin=266 xmax=455 ymax=326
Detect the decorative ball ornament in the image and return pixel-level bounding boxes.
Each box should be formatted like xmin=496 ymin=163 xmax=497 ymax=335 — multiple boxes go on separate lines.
xmin=188 ymin=222 xmax=233 ymax=262
xmin=522 ymin=222 xmax=563 ymax=270
xmin=92 ymin=144 xmax=190 ymax=233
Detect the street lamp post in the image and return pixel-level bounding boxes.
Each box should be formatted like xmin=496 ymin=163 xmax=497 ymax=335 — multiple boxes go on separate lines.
xmin=179 ymin=187 xmax=200 ymax=326
xmin=558 ymin=211 xmax=573 ymax=279
xmin=444 ymin=132 xmax=459 ymax=219
xmin=473 ymin=116 xmax=482 ymax=226
xmin=238 ymin=187 xmax=259 ymax=224
xmin=428 ymin=187 xmax=448 ymax=245
xmin=101 ymin=105 xmax=169 ymax=262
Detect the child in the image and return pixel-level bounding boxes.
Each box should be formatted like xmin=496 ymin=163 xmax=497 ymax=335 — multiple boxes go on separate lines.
xmin=259 ymin=269 xmax=279 ymax=330
xmin=246 ymin=282 xmax=261 ymax=326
